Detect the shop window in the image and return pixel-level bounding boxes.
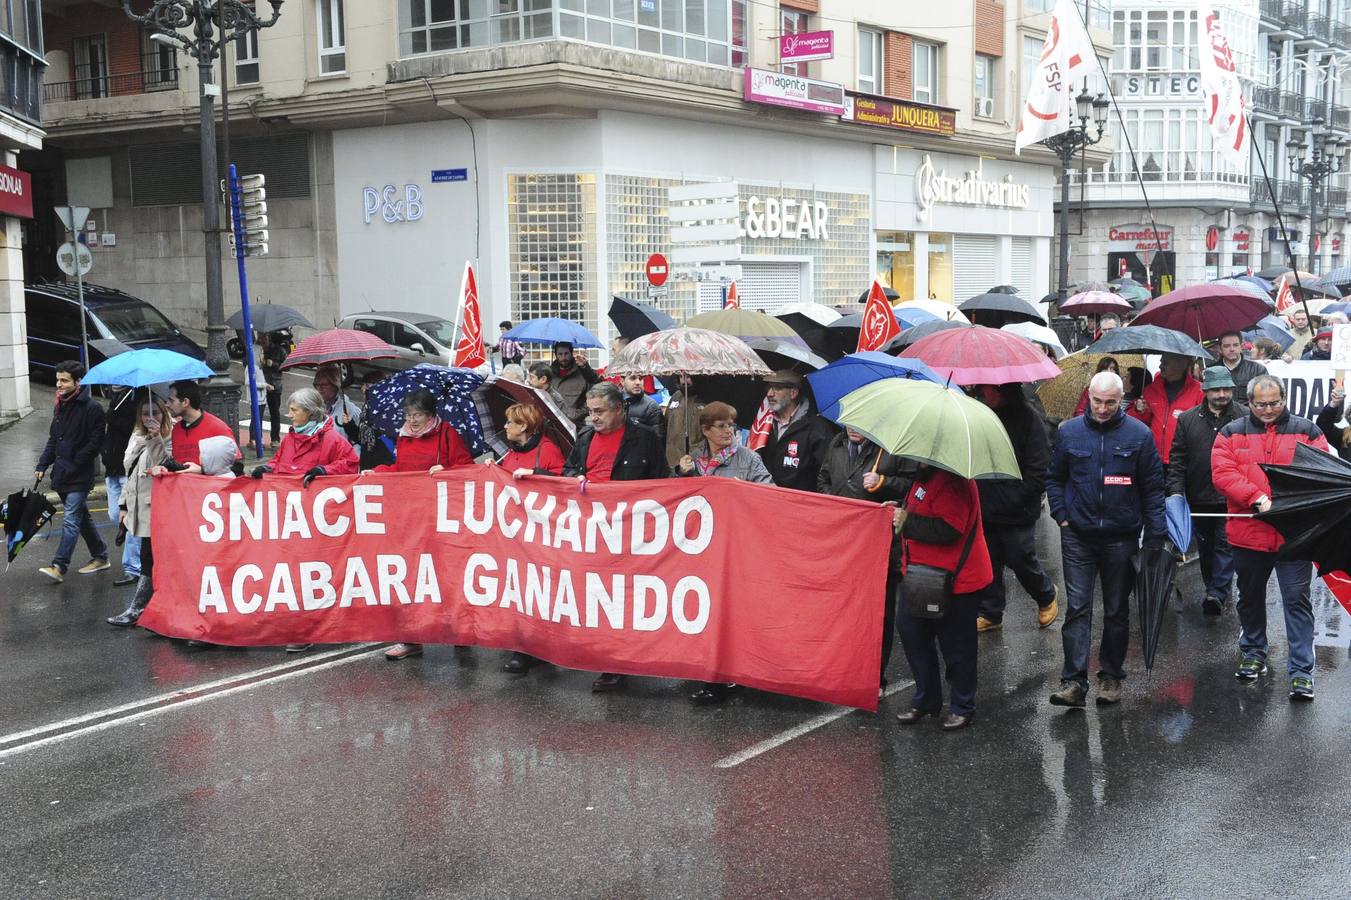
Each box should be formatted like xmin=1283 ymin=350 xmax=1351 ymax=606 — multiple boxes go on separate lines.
xmin=913 ymin=41 xmax=938 ymax=105
xmin=508 ymin=173 xmax=600 ymax=347
xmin=876 ymin=232 xmax=915 ymax=300
xmin=858 ymin=28 xmax=883 ymax=94
xmin=928 ymin=233 xmax=954 ymax=301
xmin=317 ymin=0 xmax=346 ymax=74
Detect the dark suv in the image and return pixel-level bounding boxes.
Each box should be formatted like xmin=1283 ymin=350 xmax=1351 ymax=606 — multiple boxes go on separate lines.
xmin=25 ymin=282 xmax=205 ymax=377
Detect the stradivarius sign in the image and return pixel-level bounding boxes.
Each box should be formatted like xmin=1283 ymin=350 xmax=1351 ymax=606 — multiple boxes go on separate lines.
xmin=914 ymin=155 xmax=1031 ymax=222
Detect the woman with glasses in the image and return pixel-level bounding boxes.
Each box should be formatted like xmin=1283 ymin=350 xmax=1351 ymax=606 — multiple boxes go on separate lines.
xmin=674 ymin=401 xmax=772 ymax=705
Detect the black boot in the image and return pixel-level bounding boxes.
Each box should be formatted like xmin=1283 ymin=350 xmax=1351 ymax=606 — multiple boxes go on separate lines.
xmin=107 ymin=575 xmax=153 ymax=627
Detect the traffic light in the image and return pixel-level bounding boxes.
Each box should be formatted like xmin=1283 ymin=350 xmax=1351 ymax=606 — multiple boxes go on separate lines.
xmin=221 ymin=172 xmax=269 ymax=257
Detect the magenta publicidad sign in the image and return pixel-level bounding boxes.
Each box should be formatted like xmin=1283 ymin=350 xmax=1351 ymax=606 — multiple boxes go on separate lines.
xmin=743 ymin=67 xmax=846 ymax=115
xmin=779 ymin=29 xmax=834 ymax=64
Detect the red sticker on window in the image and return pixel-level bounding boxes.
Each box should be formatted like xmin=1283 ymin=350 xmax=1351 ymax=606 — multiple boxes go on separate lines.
xmin=1104 ymin=475 xmax=1133 ymax=486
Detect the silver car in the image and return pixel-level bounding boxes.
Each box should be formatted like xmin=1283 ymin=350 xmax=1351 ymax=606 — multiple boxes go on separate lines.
xmin=336 ymin=311 xmax=458 ymax=379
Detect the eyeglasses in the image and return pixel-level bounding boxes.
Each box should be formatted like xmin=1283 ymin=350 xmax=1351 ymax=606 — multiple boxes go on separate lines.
xmin=1252 ymin=400 xmax=1283 ymax=410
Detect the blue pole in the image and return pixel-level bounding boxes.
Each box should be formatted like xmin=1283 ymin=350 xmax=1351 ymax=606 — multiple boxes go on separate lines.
xmin=228 ymin=163 xmax=265 ymax=458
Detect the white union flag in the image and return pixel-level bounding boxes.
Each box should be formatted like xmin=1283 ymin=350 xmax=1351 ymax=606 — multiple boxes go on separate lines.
xmin=1198 ymin=2 xmax=1250 ymax=172
xmin=1015 ymin=0 xmax=1098 ymax=154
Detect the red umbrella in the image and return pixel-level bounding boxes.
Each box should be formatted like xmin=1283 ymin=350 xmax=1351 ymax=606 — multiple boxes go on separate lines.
xmin=1131 ymin=284 xmax=1268 ymax=341
xmin=281 ymin=328 xmax=397 ymax=369
xmin=899 ymin=325 xmax=1061 ymax=385
xmin=1060 ymin=290 xmax=1133 ymax=317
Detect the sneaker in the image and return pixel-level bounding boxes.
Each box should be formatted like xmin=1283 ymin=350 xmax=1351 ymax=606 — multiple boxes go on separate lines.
xmin=1235 ymin=658 xmax=1268 ymax=681
xmin=1096 ymin=675 xmax=1123 ymax=705
xmin=976 ymin=616 xmax=1001 ymax=632
xmin=77 ymin=558 xmax=110 ymax=575
xmin=1201 ymin=596 xmax=1223 ymax=616
xmin=1049 ymin=680 xmax=1087 ymax=708
xmin=38 ymin=565 xmax=64 ymax=583
xmin=384 ymin=642 xmax=423 ymax=660
xmin=285 ymin=643 xmax=314 ymax=653
xmin=1289 ymin=676 xmax=1315 ymax=701
xmin=1037 ymin=589 xmax=1059 ymax=629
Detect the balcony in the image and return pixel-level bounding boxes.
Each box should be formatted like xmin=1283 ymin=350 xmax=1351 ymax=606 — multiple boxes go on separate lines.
xmin=1335 ymin=21 xmax=1351 ymax=48
xmin=1250 ymin=179 xmax=1308 ymax=208
xmin=1306 ymin=12 xmax=1333 ymax=43
xmin=1327 ymin=187 xmax=1348 ymax=210
xmin=1251 ymin=85 xmax=1306 ymax=119
xmin=42 ymin=51 xmax=179 ymax=103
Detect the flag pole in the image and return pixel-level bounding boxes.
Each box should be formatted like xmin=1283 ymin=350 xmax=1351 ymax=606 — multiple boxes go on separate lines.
xmin=1246 ymin=116 xmax=1315 ymax=327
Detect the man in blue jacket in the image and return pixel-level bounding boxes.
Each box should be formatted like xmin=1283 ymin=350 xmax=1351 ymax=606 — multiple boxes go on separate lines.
xmin=1045 ymin=370 xmax=1166 ymax=708
xmin=35 ymin=360 xmax=109 ymax=583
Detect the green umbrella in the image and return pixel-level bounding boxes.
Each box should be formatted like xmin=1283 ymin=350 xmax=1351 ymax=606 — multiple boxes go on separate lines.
xmin=834 ymin=379 xmax=1020 ymax=480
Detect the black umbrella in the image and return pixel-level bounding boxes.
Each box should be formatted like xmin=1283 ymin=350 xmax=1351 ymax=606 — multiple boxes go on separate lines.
xmin=747 ymin=338 xmax=830 ymax=373
xmin=1137 ymin=542 xmax=1180 ymax=671
xmin=856 ymin=286 xmax=900 ymax=303
xmin=1291 ymin=279 xmax=1342 ymax=299
xmin=958 ymin=292 xmax=1046 ymax=327
xmin=1257 ymin=265 xmax=1292 ymax=281
xmin=883 ymin=319 xmax=971 ymax=352
xmin=608 ymin=295 xmax=677 ymax=341
xmin=690 ymin=340 xmax=827 ymax=429
xmin=1083 ymin=324 xmax=1209 ymax=357
xmin=2 ymin=481 xmax=56 ymax=569
xmin=226 ymin=303 xmax=314 ymax=333
xmin=1259 ymin=442 xmax=1351 ymax=573
xmin=988 ymin=285 xmax=1020 ymax=294
xmin=773 ymin=304 xmax=842 ymax=360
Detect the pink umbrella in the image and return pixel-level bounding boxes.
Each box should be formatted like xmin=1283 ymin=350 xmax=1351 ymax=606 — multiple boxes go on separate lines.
xmin=281 ymin=328 xmax=397 ymax=369
xmin=1060 ymin=290 xmax=1133 ymax=317
xmin=899 ymin=325 xmax=1062 ymax=385
xmin=1131 ymin=284 xmax=1269 ymax=341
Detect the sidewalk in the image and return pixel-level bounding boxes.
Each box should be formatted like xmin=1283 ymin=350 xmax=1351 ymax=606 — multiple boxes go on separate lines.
xmin=0 ymin=383 xmax=83 ymax=503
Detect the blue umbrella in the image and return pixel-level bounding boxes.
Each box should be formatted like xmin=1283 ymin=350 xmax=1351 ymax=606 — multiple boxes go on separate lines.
xmin=895 ymin=307 xmax=940 ymax=329
xmin=808 ymin=351 xmax=944 ymax=421
xmin=1318 ymin=301 xmax=1351 ymax=317
xmin=1212 ymin=276 xmax=1274 ymax=305
xmin=81 ymin=348 xmax=213 ymax=388
xmin=1323 ymin=265 xmax=1351 ymax=287
xmin=364 ymin=364 xmax=488 ymax=456
xmin=1242 ymin=315 xmax=1296 ymax=351
xmin=502 ymin=317 xmax=603 ymax=349
xmin=1165 ymin=494 xmax=1192 ymax=554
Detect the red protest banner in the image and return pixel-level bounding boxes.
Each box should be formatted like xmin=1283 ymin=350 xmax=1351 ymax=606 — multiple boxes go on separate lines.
xmin=138 ymin=467 xmax=892 ymax=709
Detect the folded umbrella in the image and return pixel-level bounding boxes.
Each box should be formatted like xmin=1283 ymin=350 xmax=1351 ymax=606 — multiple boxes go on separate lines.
xmin=899 ymin=325 xmax=1061 ymax=386
xmin=81 ymin=348 xmax=215 ymax=388
xmin=1059 ymin=290 xmax=1133 ymax=317
xmin=1084 ymin=324 xmax=1209 ymax=358
xmin=363 ymin=364 xmax=488 ymax=456
xmin=833 ymin=379 xmax=1020 ymax=479
xmin=282 ymin=328 xmax=397 ymax=369
xmin=502 ymin=317 xmax=603 ymax=349
xmin=1137 ymin=542 xmax=1180 ymax=671
xmin=1242 ymin=315 xmax=1296 ymax=352
xmin=883 ymin=319 xmax=970 ymax=352
xmin=608 ymin=296 xmax=677 ymax=341
xmin=1001 ymin=322 xmax=1067 ymax=360
xmin=1165 ymin=494 xmax=1193 ymax=554
xmin=1132 ymin=284 xmax=1268 ymax=341
xmin=958 ymin=292 xmax=1046 ymax=327
xmin=472 ymin=376 xmax=576 ymax=459
xmin=226 ymin=303 xmax=314 ymax=334
xmin=1259 ymin=443 xmax=1351 ymax=573
xmin=2 ymin=482 xmax=56 ymax=569
xmin=808 ymin=351 xmax=944 ymax=421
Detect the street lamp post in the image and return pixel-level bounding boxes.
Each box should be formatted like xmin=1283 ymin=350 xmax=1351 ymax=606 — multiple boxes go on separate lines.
xmin=1044 ymin=88 xmax=1111 ymax=305
xmin=1286 ymin=115 xmax=1347 ymax=275
xmin=123 ymin=1 xmax=283 ymax=431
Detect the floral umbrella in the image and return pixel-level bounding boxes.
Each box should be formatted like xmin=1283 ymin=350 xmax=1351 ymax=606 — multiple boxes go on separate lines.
xmin=605 ymin=327 xmax=773 ymax=377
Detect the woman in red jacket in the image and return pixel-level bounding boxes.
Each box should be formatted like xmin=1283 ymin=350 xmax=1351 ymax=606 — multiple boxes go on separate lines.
xmin=892 ymin=465 xmax=993 ymax=732
xmin=250 ymin=387 xmax=359 ymax=481
xmin=1128 ymin=353 xmax=1203 ymax=463
xmin=497 ymin=401 xmax=566 ymax=675
xmin=373 ymin=388 xmax=474 ymax=661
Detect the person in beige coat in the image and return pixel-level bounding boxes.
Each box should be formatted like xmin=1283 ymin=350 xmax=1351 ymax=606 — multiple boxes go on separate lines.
xmin=107 ymin=395 xmax=172 ymax=627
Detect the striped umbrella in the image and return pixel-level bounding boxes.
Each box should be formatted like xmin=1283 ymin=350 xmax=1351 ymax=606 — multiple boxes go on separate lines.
xmin=281 ymin=328 xmax=397 ymax=369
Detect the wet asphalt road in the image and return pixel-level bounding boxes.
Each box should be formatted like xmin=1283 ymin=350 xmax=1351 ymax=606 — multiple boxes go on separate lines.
xmin=2 ymin=510 xmax=1350 ymax=898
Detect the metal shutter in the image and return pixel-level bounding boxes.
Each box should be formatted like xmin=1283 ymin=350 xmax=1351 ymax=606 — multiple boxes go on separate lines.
xmin=131 ymin=133 xmax=312 ymax=206
xmin=696 ymin=261 xmax=803 ymax=312
xmin=952 ymin=234 xmax=996 ymax=301
xmin=1010 ymin=237 xmax=1035 ymax=299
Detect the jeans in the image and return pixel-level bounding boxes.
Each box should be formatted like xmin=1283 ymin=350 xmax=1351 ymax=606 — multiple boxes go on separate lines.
xmin=975 ymin=522 xmax=1057 ymax=623
xmin=266 ymin=386 xmax=282 ymax=444
xmin=1233 ymin=547 xmax=1315 ymax=678
xmin=52 ymin=489 xmax=107 ymax=571
xmin=896 ymin=587 xmax=979 ymax=716
xmin=1192 ymin=516 xmax=1234 ymax=603
xmin=1059 ymin=528 xmax=1137 ymax=690
xmin=104 ymin=476 xmax=141 ymax=577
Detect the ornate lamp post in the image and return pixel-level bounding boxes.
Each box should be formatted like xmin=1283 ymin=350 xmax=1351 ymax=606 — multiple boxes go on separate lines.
xmin=1044 ymin=87 xmax=1111 ymax=304
xmin=123 ymin=1 xmax=283 ymax=429
xmin=1286 ymin=115 xmax=1346 ymax=274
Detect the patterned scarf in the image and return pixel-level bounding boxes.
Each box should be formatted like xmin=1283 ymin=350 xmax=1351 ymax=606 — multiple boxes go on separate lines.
xmin=399 ymin=417 xmax=439 ymax=439
xmin=694 ymin=443 xmax=738 ymax=476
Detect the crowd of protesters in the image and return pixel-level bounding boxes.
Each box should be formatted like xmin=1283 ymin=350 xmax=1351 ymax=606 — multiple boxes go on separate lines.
xmin=29 ymin=315 xmax=1349 ymax=730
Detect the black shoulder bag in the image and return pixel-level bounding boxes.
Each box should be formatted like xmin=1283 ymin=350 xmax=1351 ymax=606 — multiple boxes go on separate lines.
xmin=901 ymin=520 xmax=979 ymax=620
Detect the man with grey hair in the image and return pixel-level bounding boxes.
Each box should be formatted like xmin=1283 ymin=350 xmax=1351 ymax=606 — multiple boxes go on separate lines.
xmin=562 ymin=381 xmax=666 ymax=692
xmin=499 ymin=363 xmax=527 ymax=384
xmin=1046 ymin=369 xmax=1166 ymax=709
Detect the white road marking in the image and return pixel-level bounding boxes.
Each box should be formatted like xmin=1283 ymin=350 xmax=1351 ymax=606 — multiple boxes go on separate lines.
xmin=0 ymin=644 xmax=386 ymax=760
xmin=713 ymin=679 xmax=915 ymax=769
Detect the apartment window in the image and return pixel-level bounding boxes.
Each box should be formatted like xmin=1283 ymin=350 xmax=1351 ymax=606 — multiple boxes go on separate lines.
xmin=402 ymin=0 xmax=553 ymax=55
xmin=858 ymin=28 xmax=883 ymax=94
xmin=1112 ymin=9 xmax=1198 ymax=73
xmin=732 ymin=0 xmax=747 ymax=65
xmin=73 ymin=35 xmax=109 ymax=100
xmin=317 ymin=0 xmax=346 ymax=74
xmin=1022 ymin=34 xmax=1042 ymax=101
xmin=974 ymin=53 xmax=993 ymax=115
xmin=235 ymin=26 xmax=260 ymax=84
xmin=780 ymin=6 xmax=810 ymax=76
xmin=913 ymin=40 xmax=938 ymax=104
xmin=1108 ymin=106 xmax=1245 ymax=184
xmin=141 ymin=30 xmax=179 ymax=91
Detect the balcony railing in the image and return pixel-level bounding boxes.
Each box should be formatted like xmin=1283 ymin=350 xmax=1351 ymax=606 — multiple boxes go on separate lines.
xmin=1259 ymin=0 xmax=1283 ymax=21
xmin=1327 ymin=187 xmax=1348 ymax=209
xmin=1307 ymin=12 xmax=1333 ymax=42
xmin=1335 ymin=21 xmax=1351 ymax=48
xmin=1250 ymin=179 xmax=1308 ymax=208
xmin=43 ymin=49 xmax=179 ymax=103
xmin=1253 ymin=87 xmax=1306 ymax=119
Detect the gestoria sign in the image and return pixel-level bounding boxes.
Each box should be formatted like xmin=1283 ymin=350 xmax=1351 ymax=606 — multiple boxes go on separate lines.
xmin=914 ymin=154 xmax=1031 ymax=221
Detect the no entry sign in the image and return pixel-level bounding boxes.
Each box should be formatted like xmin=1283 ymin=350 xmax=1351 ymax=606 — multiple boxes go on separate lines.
xmin=646 ymin=253 xmax=669 ymax=287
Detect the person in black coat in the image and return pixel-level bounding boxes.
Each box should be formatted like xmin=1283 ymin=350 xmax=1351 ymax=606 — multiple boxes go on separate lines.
xmin=1315 ymin=383 xmax=1351 ymax=462
xmin=1167 ymin=366 xmax=1247 ymax=614
xmin=35 ymin=361 xmax=109 ymax=582
xmin=619 ymin=373 xmax=665 ymax=445
xmin=756 ymin=370 xmax=836 ymax=492
xmin=971 ymin=383 xmax=1059 ymax=631
xmin=100 ymin=386 xmax=142 ymax=585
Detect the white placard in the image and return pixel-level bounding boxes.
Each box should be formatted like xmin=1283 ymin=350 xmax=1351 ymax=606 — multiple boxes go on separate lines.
xmin=1331 ymin=324 xmax=1351 ymax=369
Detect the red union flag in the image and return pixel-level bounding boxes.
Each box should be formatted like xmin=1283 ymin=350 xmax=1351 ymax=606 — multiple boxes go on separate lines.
xmin=857 ymin=281 xmax=900 ymax=352
xmin=746 ymin=396 xmax=774 ymax=451
xmin=136 ymin=467 xmax=891 ymax=710
xmin=1015 ymin=0 xmax=1097 ymax=154
xmin=1198 ymin=3 xmax=1250 ymax=172
xmin=1275 ymin=275 xmax=1296 ymax=313
xmin=454 ymin=262 xmax=488 ymax=369
xmin=723 ymin=281 xmax=740 ymax=309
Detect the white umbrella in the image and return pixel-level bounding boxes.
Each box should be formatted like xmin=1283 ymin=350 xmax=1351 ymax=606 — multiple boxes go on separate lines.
xmin=1001 ymin=321 xmax=1068 ymax=360
xmin=771 ymin=302 xmax=843 ymax=326
xmin=895 ymin=299 xmax=970 ymax=323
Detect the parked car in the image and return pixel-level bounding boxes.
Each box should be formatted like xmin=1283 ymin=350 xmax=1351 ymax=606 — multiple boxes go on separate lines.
xmin=336 ymin=311 xmax=459 ymax=377
xmin=25 ymin=281 xmax=205 ymax=378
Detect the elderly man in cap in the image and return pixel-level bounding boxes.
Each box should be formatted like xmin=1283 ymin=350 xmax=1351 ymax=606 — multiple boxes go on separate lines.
xmin=1301 ymin=326 xmax=1333 ymax=361
xmin=756 ymin=370 xmax=835 ymax=492
xmin=1168 ymin=366 xmax=1248 ymax=615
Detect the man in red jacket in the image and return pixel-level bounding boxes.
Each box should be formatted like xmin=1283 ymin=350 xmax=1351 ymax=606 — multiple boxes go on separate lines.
xmin=164 ymin=380 xmax=237 ymax=469
xmin=1212 ymin=375 xmax=1330 ymax=700
xmin=1129 ymin=353 xmax=1203 ymax=463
